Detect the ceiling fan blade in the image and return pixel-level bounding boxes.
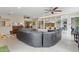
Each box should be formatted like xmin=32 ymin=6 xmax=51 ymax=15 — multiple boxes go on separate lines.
xmin=54 ymin=10 xmax=62 ymax=12
xmin=53 ymin=7 xmax=58 ymax=11
xmin=45 ymin=9 xmax=52 ymax=11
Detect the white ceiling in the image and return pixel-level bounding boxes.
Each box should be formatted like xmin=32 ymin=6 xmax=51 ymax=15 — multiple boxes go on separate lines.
xmin=0 ymin=7 xmax=49 ymax=18
xmin=0 ymin=7 xmax=79 ymax=18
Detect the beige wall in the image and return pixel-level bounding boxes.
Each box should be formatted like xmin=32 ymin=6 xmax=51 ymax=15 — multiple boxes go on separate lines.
xmin=0 ymin=15 xmax=27 ymax=34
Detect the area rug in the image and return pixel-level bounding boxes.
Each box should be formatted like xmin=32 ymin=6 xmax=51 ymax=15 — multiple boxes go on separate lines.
xmin=0 ymin=45 xmax=10 ymax=52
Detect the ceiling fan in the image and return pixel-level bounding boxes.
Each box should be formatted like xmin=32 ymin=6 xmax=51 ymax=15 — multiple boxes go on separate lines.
xmin=24 ymin=15 xmax=30 ymax=19
xmin=44 ymin=7 xmax=62 ymax=14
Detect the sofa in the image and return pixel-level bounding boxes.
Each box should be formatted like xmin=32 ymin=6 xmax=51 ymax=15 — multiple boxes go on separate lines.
xmin=43 ymin=29 xmax=61 ymax=47
xmin=16 ymin=28 xmax=61 ymax=47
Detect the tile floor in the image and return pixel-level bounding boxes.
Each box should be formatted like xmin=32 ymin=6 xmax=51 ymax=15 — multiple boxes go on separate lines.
xmin=0 ymin=31 xmax=78 ymax=52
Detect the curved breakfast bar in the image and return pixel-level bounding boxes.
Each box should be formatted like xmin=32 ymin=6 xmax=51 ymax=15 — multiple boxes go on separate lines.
xmin=16 ymin=29 xmax=61 ymax=47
